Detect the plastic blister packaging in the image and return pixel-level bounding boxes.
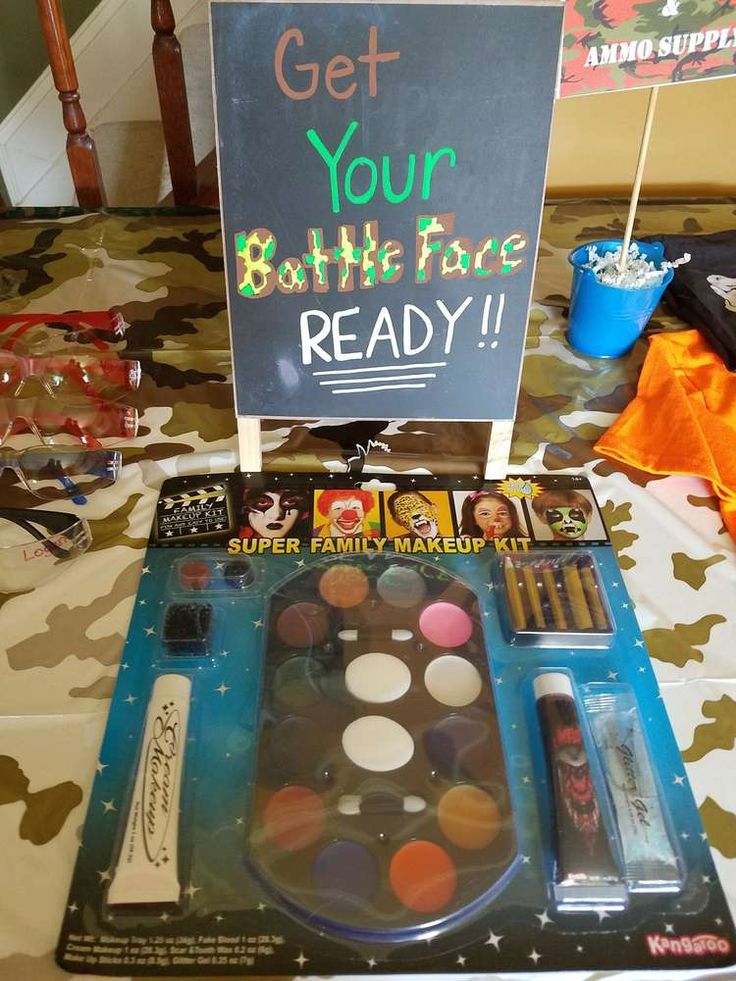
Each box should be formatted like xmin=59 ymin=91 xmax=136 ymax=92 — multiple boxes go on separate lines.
xmin=585 ymin=686 xmax=683 ymax=894
xmin=171 ymin=552 xmax=257 ymax=594
xmin=495 ymin=551 xmax=615 ymax=648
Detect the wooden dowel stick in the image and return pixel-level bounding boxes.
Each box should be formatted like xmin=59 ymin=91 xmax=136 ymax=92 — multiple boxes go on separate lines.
xmin=619 ymin=86 xmax=659 ymax=272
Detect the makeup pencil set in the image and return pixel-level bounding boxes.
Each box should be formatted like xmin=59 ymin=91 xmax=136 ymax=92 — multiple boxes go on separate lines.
xmin=57 ymin=473 xmax=736 ymax=977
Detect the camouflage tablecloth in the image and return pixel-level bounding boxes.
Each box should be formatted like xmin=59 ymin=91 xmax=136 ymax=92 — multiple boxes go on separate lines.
xmin=1 ymin=201 xmax=735 ymax=981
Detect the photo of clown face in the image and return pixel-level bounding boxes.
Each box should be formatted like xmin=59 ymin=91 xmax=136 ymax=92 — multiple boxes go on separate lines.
xmin=388 ymin=491 xmax=439 ymax=539
xmin=313 ymin=489 xmax=380 ymax=538
xmin=531 ymin=489 xmax=594 ymax=542
xmin=241 ymin=489 xmax=306 ymax=539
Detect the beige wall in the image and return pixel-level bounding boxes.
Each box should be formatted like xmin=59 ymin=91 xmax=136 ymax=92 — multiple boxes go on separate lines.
xmin=547 ymin=76 xmax=736 ymax=198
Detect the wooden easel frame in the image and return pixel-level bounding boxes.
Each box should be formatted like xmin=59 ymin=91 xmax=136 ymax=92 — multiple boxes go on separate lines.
xmin=237 ymin=416 xmax=514 ymax=480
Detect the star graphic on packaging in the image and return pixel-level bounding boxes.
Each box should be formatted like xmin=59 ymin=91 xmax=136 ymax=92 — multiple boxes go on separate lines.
xmin=252 ymin=619 xmax=264 ymax=629
xmin=665 ymin=923 xmax=674 ymax=934
xmin=634 ymin=639 xmax=645 ymax=647
xmin=120 ymin=662 xmax=129 ymax=671
xmin=456 ymin=955 xmax=466 ymax=966
xmin=124 ymin=694 xmax=137 ymax=705
xmin=576 ymin=945 xmax=584 ymax=953
xmin=219 ymin=650 xmax=229 ymax=658
xmin=520 ymin=854 xmax=531 ymax=864
xmin=101 ymin=800 xmax=116 ymax=814
xmin=611 ymin=580 xmax=620 ymax=588
xmin=607 ymin=671 xmax=618 ymax=680
xmin=673 ymin=773 xmax=686 ymax=786
xmin=702 ymin=874 xmax=712 ymax=884
xmin=535 ymin=909 xmax=552 ymax=928
xmin=190 ymin=526 xmax=200 ymax=533
xmin=235 ymin=817 xmax=245 ymax=826
xmin=495 ymin=676 xmax=503 ymax=686
xmin=366 ymin=957 xmax=377 ymax=969
xmin=141 ymin=566 xmax=151 ymax=575
xmin=680 ymin=832 xmax=689 ymax=840
xmin=522 ymin=775 xmax=531 ymax=785
xmin=485 ymin=931 xmax=503 ymax=950
xmin=638 ymin=666 xmax=647 ymax=673
xmin=96 ymin=761 xmax=107 ymax=774
xmin=68 ymin=901 xmax=79 ymax=913
xmin=144 ymin=626 xmax=156 ymax=636
xmin=165 ymin=531 xmax=173 ymax=537
xmin=257 ymin=902 xmax=267 ymax=911
xmin=97 ymin=869 xmax=112 ymax=883
xmin=215 ymin=683 xmax=231 ymax=696
xmin=160 ymin=912 xmax=170 ymax=923
xmin=294 ymin=951 xmax=308 ymax=969
xmin=139 ymin=599 xmax=147 ymax=606
xmin=296 ymin=560 xmax=306 ymax=568
xmin=184 ymin=883 xmax=200 ymax=899
xmin=528 ymin=948 xmax=542 ymax=965
xmin=215 ymin=914 xmax=224 ymax=922
xmin=596 ymin=909 xmax=610 ymax=923
xmin=485 ymin=582 xmax=494 ymax=591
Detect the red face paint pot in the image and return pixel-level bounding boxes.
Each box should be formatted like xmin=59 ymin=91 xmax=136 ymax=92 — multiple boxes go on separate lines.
xmin=276 ymin=602 xmax=329 ymax=647
xmin=179 ymin=559 xmax=212 ymax=591
xmin=261 ymin=785 xmax=325 ymax=851
xmin=389 ymin=840 xmax=457 ymax=912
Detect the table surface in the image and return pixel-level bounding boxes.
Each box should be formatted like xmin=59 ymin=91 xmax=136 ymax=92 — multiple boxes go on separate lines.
xmin=1 ymin=200 xmax=735 ymax=981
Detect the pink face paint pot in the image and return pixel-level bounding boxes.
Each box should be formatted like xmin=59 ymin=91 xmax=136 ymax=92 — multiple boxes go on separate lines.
xmin=418 ymin=602 xmax=473 ymax=648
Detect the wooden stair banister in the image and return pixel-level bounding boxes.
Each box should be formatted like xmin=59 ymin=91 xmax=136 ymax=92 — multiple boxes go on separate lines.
xmin=151 ymin=0 xmax=198 ymax=206
xmin=35 ymin=0 xmax=106 ymax=209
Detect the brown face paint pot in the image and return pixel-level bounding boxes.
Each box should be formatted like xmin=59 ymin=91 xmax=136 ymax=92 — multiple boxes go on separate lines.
xmin=318 ymin=564 xmax=369 ymax=608
xmin=437 ymin=785 xmax=501 ymax=850
xmin=276 ymin=602 xmax=329 ymax=647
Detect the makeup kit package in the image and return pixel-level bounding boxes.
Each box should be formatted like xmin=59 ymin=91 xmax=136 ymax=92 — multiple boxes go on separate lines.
xmin=57 ymin=472 xmax=736 ymax=974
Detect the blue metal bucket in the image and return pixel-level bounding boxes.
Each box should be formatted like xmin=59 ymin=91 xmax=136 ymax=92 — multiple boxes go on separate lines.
xmin=567 ymin=238 xmax=673 ymax=358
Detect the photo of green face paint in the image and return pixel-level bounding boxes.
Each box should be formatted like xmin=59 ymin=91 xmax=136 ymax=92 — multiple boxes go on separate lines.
xmin=531 ymin=490 xmax=593 ymax=541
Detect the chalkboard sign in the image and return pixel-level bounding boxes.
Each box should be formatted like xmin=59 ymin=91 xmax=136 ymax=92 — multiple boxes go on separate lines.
xmin=212 ymin=1 xmax=562 ymax=423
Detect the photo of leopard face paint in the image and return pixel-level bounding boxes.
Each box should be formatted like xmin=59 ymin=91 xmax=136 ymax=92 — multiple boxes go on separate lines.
xmin=532 ymin=490 xmax=592 ymax=541
xmin=387 ymin=491 xmax=440 ymax=539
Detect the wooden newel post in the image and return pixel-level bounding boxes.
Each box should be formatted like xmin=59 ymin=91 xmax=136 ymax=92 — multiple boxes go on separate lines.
xmin=151 ymin=0 xmax=198 ymax=206
xmin=36 ymin=0 xmax=106 ymax=209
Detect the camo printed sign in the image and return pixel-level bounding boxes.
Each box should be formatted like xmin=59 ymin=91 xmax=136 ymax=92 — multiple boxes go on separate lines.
xmin=561 ymin=0 xmax=736 ymax=96
xmin=211 ymin=1 xmax=562 ymax=422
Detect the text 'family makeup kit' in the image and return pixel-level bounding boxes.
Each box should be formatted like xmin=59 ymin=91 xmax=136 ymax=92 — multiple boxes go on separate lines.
xmin=57 ymin=473 xmax=736 ymax=974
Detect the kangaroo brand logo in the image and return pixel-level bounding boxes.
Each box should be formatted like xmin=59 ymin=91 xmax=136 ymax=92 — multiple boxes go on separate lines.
xmin=647 ymin=933 xmax=731 ymax=957
xmin=141 ymin=703 xmax=181 ymax=862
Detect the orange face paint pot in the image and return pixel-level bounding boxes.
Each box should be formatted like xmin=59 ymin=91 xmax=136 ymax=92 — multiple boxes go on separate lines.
xmin=389 ymin=840 xmax=457 ymax=912
xmin=437 ymin=785 xmax=501 ymax=850
xmin=318 ymin=564 xmax=369 ymax=608
xmin=261 ymin=785 xmax=325 ymax=851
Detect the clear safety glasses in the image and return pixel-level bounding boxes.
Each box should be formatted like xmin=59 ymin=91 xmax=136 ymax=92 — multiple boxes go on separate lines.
xmin=0 ymin=399 xmax=138 ymax=446
xmin=0 ymin=353 xmax=140 ymax=399
xmin=0 ymin=508 xmax=92 ymax=592
xmin=0 ymin=445 xmax=121 ymax=501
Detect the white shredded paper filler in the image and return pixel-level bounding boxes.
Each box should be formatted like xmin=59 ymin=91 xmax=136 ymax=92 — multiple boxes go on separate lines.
xmin=583 ymin=243 xmax=690 ymax=289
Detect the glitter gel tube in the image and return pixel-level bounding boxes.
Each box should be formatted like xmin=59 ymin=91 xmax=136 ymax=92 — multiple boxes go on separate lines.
xmin=107 ymin=673 xmax=191 ymax=907
xmin=534 ymin=673 xmax=627 ymax=910
xmin=586 ymin=690 xmax=681 ymax=892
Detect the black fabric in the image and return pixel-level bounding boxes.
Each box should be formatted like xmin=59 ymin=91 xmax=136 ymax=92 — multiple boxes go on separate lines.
xmin=651 ymin=231 xmax=736 ymax=370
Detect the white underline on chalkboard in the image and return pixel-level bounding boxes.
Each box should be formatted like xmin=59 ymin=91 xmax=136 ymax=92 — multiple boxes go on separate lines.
xmin=332 ymin=383 xmax=427 ymax=394
xmin=313 ymin=362 xmax=447 ymax=376
xmin=320 ymin=373 xmax=437 ymax=386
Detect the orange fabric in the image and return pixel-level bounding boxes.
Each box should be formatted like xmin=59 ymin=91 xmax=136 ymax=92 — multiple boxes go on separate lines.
xmin=594 ymin=330 xmax=736 ymax=541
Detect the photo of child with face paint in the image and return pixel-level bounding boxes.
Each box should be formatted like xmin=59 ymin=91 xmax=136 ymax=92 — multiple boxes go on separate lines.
xmin=459 ymin=490 xmax=526 ymax=540
xmin=313 ymin=488 xmax=381 ymax=538
xmin=531 ymin=489 xmax=594 ymax=541
xmin=385 ymin=490 xmax=453 ymax=539
xmin=240 ymin=488 xmax=310 ymax=539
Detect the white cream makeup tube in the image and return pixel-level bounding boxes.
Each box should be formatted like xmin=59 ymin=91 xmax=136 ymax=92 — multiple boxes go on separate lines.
xmin=108 ymin=673 xmax=192 ymax=907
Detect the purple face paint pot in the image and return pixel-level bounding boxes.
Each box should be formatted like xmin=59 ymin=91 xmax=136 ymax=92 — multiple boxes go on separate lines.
xmin=312 ymin=840 xmax=379 ymax=905
xmin=419 ymin=602 xmax=473 ymax=648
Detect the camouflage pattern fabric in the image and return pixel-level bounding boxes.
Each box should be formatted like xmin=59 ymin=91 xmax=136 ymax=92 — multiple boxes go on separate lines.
xmin=561 ymin=0 xmax=736 ymax=96
xmin=0 ymin=201 xmax=735 ymax=980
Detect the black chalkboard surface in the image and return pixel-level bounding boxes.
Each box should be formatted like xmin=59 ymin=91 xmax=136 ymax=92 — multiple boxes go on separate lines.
xmin=212 ymin=1 xmax=562 ymax=422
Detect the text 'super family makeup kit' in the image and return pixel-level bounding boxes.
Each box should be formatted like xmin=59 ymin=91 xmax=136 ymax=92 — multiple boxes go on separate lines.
xmin=58 ymin=472 xmax=736 ymax=975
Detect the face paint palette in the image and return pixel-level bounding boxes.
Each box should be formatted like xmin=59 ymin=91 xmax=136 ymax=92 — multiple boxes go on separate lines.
xmin=59 ymin=472 xmax=736 ymax=977
xmin=248 ymin=555 xmax=516 ymax=940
